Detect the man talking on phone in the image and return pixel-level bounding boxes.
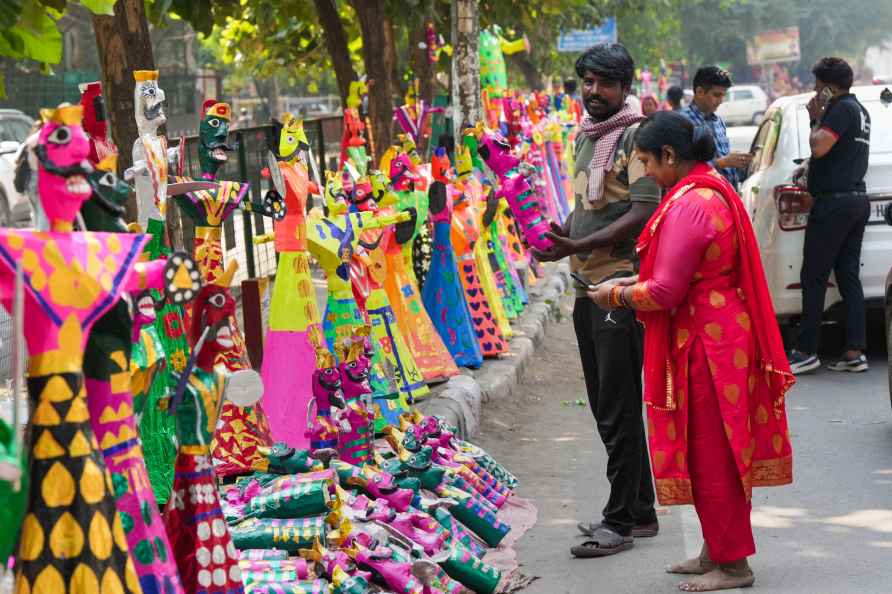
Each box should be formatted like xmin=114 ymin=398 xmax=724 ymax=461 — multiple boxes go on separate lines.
xmin=681 ymin=66 xmax=752 ymax=189
xmin=788 ymin=57 xmax=871 ymax=375
xmin=534 ymin=43 xmax=661 ymax=557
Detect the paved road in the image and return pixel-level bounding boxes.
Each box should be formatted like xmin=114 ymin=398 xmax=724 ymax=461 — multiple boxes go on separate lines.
xmin=476 ymin=296 xmax=892 ymax=594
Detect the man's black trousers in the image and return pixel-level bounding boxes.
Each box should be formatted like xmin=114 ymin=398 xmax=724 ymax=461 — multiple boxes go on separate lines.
xmin=798 ymin=196 xmax=871 ymax=354
xmin=572 ymin=297 xmax=656 ymax=537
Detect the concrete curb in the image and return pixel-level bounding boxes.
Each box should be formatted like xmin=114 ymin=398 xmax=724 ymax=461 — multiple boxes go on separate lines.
xmin=417 ymin=262 xmax=571 ymax=438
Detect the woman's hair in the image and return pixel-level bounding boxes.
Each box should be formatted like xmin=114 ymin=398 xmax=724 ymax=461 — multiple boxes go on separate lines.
xmin=635 ymin=111 xmax=716 ymax=162
xmin=574 ymin=43 xmax=634 ymax=88
xmin=812 ymin=57 xmax=853 ymax=90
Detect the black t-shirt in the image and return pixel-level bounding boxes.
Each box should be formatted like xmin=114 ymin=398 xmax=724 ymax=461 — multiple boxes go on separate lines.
xmin=808 ymin=93 xmax=871 ymax=195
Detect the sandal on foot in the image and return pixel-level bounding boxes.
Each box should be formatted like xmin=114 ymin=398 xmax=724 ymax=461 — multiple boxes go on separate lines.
xmin=577 ymin=520 xmax=659 ymax=538
xmin=570 ymin=527 xmax=633 ymax=558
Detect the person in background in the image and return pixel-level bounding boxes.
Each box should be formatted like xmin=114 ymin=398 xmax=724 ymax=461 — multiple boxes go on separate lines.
xmin=665 ymin=85 xmax=684 ymax=111
xmin=788 ymin=57 xmax=871 ymax=375
xmin=563 ymin=77 xmax=583 ymax=119
xmin=534 ymin=43 xmax=662 ymax=558
xmin=587 ymin=111 xmax=793 ymax=592
xmin=641 ymin=94 xmax=660 ymax=116
xmin=681 ymin=66 xmax=752 ymax=189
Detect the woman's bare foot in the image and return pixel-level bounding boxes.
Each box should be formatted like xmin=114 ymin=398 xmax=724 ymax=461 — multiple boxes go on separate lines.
xmin=666 ymin=543 xmax=715 ymax=575
xmin=666 ymin=556 xmax=716 ymax=575
xmin=678 ymin=566 xmax=755 ymax=592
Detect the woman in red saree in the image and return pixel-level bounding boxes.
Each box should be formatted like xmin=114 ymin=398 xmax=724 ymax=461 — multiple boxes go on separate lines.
xmin=588 ymin=112 xmax=794 ymax=592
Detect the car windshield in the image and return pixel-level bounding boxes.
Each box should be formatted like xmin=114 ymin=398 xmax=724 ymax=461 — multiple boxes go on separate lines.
xmin=796 ymin=99 xmax=892 ymax=158
xmin=0 ymin=117 xmax=32 ymax=143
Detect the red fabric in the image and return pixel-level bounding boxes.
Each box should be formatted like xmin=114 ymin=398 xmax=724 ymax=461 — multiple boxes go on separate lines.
xmin=635 ymin=163 xmax=794 ymax=506
xmin=637 ymin=163 xmax=794 ymax=413
xmin=163 ymin=453 xmax=244 ymax=594
xmin=688 ymin=340 xmax=756 ymax=563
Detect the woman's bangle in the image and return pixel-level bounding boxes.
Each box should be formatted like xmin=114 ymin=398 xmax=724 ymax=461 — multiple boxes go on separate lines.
xmin=618 ymin=286 xmax=630 ymax=309
xmin=609 ymin=285 xmax=627 ymax=309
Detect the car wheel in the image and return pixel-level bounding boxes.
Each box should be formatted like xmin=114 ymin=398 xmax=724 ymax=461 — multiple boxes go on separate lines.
xmin=887 ymin=302 xmax=892 ymax=410
xmin=751 ymin=111 xmax=765 ymax=125
xmin=0 ymin=188 xmax=12 ymax=228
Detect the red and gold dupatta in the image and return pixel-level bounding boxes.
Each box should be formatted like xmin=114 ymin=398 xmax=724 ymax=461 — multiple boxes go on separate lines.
xmin=636 ymin=164 xmax=795 ymax=414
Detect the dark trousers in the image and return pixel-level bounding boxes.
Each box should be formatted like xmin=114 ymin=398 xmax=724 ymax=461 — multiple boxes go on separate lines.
xmin=572 ymin=297 xmax=656 ymax=536
xmin=798 ymin=196 xmax=871 ymax=354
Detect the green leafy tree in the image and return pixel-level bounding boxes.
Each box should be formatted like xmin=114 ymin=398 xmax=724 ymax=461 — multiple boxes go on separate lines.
xmin=0 ymin=0 xmax=115 ymax=95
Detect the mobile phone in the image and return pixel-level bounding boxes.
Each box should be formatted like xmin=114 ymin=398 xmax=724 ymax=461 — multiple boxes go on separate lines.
xmin=570 ymin=271 xmax=596 ymax=290
xmin=819 ymin=87 xmax=833 ymax=104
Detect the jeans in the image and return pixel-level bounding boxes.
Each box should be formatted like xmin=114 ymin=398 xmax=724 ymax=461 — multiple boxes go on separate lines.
xmin=572 ymin=297 xmax=656 ymax=536
xmin=797 ymin=195 xmax=871 ymax=354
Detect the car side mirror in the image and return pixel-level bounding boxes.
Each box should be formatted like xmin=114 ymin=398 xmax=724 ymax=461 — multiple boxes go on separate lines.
xmin=884 ymin=202 xmax=892 ymax=226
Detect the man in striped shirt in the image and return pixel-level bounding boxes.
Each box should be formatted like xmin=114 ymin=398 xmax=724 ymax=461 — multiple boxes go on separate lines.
xmin=682 ymin=66 xmax=753 ymax=188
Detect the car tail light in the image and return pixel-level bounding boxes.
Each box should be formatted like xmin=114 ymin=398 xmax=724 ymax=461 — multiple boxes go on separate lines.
xmin=775 ymin=185 xmax=813 ymax=231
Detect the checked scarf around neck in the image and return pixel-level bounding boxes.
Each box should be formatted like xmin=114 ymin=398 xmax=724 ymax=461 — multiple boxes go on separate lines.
xmin=579 ymin=101 xmax=644 ymax=203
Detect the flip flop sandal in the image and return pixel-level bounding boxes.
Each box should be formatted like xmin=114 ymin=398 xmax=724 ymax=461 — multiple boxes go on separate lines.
xmin=577 ymin=521 xmax=659 ymax=538
xmin=570 ymin=527 xmax=634 ymax=558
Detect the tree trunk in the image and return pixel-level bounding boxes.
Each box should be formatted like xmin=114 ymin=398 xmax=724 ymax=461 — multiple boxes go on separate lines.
xmin=313 ymin=0 xmax=356 ymax=109
xmin=409 ymin=0 xmax=435 ymax=106
xmin=349 ymin=0 xmax=396 ymax=162
xmin=93 ymin=0 xmax=156 ymax=222
xmin=451 ymin=0 xmax=481 ymax=138
xmin=383 ymin=16 xmax=402 ymax=100
xmin=510 ymin=52 xmax=543 ymax=91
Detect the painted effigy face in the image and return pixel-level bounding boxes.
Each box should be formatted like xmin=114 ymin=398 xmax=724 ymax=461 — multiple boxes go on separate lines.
xmin=388 ymin=153 xmax=416 ymax=192
xmin=190 ymin=262 xmax=238 ymax=370
xmin=36 ymin=105 xmax=93 ymax=227
xmin=279 ymin=115 xmax=309 ymax=164
xmin=313 ymin=356 xmax=343 ymax=402
xmin=198 ymin=102 xmax=232 ymax=177
xmin=133 ymin=72 xmax=167 ymax=134
xmin=83 ymin=156 xmax=129 ymax=233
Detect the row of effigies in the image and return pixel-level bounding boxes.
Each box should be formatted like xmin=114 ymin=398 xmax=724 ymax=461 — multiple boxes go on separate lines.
xmin=0 ymin=67 xmax=579 ymax=594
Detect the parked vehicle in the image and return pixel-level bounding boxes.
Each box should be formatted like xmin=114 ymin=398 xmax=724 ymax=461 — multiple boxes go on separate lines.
xmin=0 ymin=109 xmax=35 ymax=228
xmin=717 ymin=84 xmax=769 ymax=126
xmin=739 ymin=85 xmax=892 ymax=322
xmin=883 ymin=204 xmax=892 ymax=408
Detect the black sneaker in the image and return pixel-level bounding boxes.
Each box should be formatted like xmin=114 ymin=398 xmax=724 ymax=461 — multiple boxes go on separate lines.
xmin=788 ymin=350 xmax=820 ymax=375
xmin=827 ymin=354 xmax=868 ymax=373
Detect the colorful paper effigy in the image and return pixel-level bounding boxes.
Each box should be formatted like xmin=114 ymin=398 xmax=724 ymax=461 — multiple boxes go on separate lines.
xmin=8 ymin=104 xmax=145 ymax=594
xmin=376 ymin=151 xmax=459 ymax=383
xmin=421 ymin=150 xmax=483 ymax=368
xmin=261 ymin=115 xmax=324 ymax=449
xmin=79 ymin=81 xmax=117 ymax=165
xmin=349 ymin=208 xmax=429 ymax=411
xmin=129 ymin=70 xmax=174 ymax=229
xmin=469 ymin=123 xmax=555 ymax=252
xmin=162 ymin=260 xmax=244 ymax=594
xmin=307 ymin=180 xmax=413 ymax=425
xmin=305 ymin=328 xmax=344 ymax=454
xmin=81 ymin=153 xmax=194 ymax=594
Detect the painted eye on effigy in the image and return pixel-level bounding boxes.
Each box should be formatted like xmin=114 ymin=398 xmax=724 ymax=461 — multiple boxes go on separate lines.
xmin=47 ymin=126 xmax=72 ymax=145
xmin=208 ymin=118 xmax=221 ymax=128
xmin=98 ymin=172 xmax=117 ymax=187
xmin=208 ymin=293 xmax=226 ymax=308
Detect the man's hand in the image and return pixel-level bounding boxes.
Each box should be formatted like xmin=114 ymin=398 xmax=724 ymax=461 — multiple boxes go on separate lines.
xmin=806 ymin=93 xmax=828 ymax=122
xmin=531 ymin=221 xmax=580 ymax=262
xmin=587 ymin=283 xmax=614 ymax=310
xmin=717 ymin=152 xmax=753 ymax=169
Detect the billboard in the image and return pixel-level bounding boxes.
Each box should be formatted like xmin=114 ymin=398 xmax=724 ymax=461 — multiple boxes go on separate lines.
xmin=746 ymin=27 xmax=801 ymax=65
xmin=556 ymin=18 xmax=617 ymax=53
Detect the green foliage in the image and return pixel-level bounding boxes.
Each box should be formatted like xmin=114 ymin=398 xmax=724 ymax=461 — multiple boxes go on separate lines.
xmin=0 ymin=0 xmax=116 ymax=96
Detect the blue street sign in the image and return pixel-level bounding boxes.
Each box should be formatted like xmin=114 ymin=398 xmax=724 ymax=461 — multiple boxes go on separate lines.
xmin=556 ymin=18 xmax=618 ymax=53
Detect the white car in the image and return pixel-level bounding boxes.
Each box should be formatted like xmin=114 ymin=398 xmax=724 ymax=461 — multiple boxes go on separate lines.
xmin=739 ymin=85 xmax=892 ymax=320
xmin=717 ymin=85 xmax=769 ymax=126
xmin=0 ymin=109 xmax=35 ymax=228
